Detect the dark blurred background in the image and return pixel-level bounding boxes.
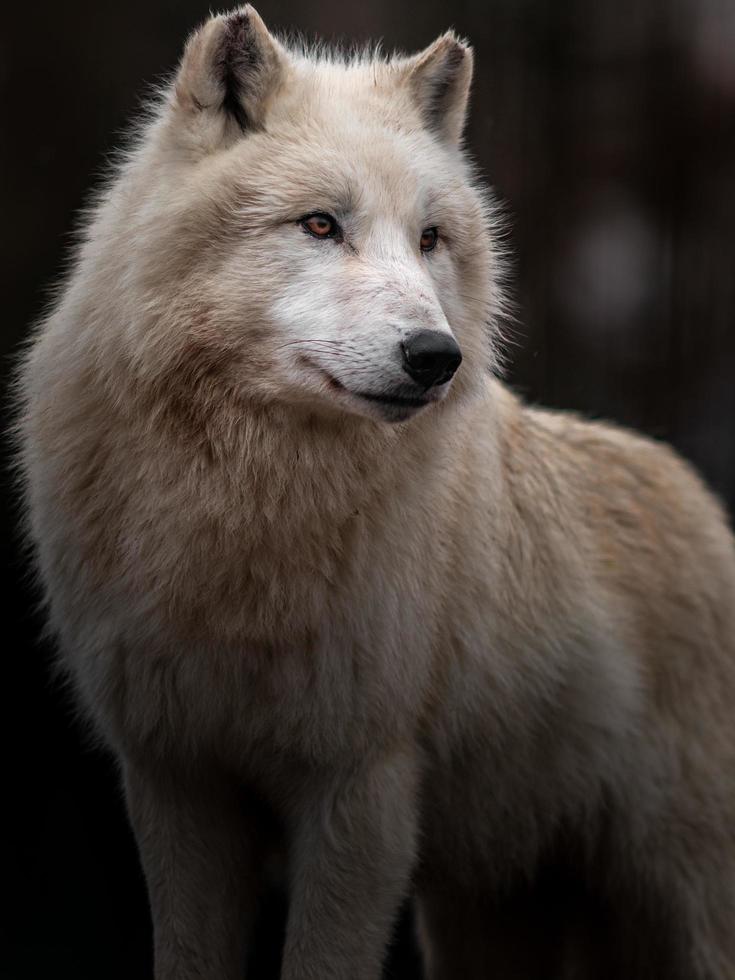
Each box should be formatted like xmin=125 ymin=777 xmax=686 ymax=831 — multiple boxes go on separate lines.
xmin=2 ymin=0 xmax=734 ymax=977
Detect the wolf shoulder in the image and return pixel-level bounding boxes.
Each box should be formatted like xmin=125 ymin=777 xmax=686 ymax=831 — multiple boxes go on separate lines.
xmin=465 ymin=377 xmax=735 ymax=650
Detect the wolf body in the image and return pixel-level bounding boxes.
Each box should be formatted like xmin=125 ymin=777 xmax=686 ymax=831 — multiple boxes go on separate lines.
xmin=16 ymin=7 xmax=735 ymax=978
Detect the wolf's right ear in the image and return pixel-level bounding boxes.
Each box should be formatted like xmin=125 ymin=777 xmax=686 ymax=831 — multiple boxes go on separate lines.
xmin=173 ymin=6 xmax=285 ymax=148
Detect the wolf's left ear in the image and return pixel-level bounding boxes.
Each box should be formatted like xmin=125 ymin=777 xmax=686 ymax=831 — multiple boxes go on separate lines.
xmin=174 ymin=6 xmax=285 ymax=146
xmin=405 ymin=32 xmax=473 ymax=145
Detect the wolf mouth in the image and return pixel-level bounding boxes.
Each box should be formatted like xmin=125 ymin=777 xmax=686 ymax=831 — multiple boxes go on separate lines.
xmin=355 ymin=390 xmax=429 ymax=408
xmin=308 ymin=359 xmax=431 ymax=410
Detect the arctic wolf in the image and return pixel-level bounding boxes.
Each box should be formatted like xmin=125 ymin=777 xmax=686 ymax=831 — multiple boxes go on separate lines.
xmin=15 ymin=6 xmax=735 ymax=979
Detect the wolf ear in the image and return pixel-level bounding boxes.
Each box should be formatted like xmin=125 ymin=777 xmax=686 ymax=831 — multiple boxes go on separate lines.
xmin=174 ymin=6 xmax=285 ymax=145
xmin=405 ymin=32 xmax=473 ymax=145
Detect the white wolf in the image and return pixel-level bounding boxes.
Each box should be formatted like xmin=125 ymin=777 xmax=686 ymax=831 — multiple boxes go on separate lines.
xmin=15 ymin=6 xmax=735 ymax=978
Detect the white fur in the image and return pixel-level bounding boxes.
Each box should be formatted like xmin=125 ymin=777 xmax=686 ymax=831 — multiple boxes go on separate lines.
xmin=14 ymin=7 xmax=735 ymax=978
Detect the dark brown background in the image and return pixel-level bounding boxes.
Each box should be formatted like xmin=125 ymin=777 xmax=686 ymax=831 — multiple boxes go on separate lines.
xmin=2 ymin=0 xmax=734 ymax=976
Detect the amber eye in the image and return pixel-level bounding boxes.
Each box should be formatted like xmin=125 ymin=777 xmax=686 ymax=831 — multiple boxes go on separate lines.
xmin=420 ymin=227 xmax=439 ymax=252
xmin=300 ymin=212 xmax=339 ymax=239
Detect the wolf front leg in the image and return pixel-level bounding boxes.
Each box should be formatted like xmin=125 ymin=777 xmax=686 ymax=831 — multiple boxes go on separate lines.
xmin=281 ymin=751 xmax=421 ymax=980
xmin=123 ymin=759 xmax=261 ymax=980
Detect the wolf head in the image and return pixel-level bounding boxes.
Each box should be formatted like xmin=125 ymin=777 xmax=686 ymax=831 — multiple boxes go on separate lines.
xmin=109 ymin=7 xmax=504 ymax=427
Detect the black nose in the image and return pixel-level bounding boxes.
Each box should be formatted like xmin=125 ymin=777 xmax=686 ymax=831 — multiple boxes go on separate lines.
xmin=401 ymin=330 xmax=463 ymax=388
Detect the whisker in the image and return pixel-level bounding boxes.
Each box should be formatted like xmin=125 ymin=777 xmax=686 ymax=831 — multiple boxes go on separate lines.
xmin=269 ymin=339 xmax=349 ymax=353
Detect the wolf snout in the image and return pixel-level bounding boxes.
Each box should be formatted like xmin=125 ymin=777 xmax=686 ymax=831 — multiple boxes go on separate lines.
xmin=400 ymin=330 xmax=462 ymax=388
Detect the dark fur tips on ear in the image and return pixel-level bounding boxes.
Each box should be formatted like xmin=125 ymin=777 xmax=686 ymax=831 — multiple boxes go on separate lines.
xmin=423 ymin=43 xmax=465 ymax=128
xmin=176 ymin=6 xmax=283 ymax=138
xmin=407 ymin=33 xmax=474 ymax=145
xmin=215 ymin=11 xmax=261 ymax=131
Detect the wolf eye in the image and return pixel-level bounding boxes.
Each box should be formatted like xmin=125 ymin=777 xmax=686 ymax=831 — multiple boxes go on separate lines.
xmin=300 ymin=212 xmax=339 ymax=240
xmin=420 ymin=227 xmax=439 ymax=252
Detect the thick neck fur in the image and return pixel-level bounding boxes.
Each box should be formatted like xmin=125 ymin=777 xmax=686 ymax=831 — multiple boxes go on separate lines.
xmin=64 ymin=351 xmax=459 ymax=648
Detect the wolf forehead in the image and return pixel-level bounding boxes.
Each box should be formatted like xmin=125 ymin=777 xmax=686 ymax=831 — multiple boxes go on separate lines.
xmin=169 ymin=5 xmax=475 ymax=162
